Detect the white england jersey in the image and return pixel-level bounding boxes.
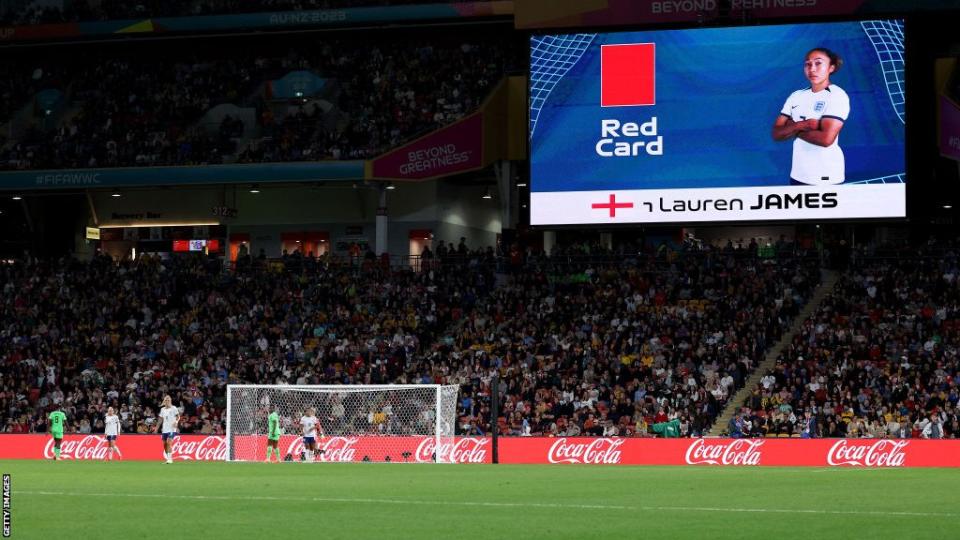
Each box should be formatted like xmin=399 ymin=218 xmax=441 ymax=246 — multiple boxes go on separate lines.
xmin=780 ymin=85 xmax=850 ymax=185
xmin=105 ymin=414 xmax=120 ymax=436
xmin=300 ymin=415 xmax=319 ymax=438
xmin=159 ymin=406 xmax=179 ymax=433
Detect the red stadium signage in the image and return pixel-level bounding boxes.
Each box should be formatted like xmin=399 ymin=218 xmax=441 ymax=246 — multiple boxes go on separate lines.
xmin=370 ymin=113 xmax=484 ymax=181
xmin=684 ymin=438 xmax=764 ymax=466
xmin=546 ymin=437 xmax=624 ymax=464
xmin=2 ymin=435 xmax=959 ymax=467
xmin=514 ymin=0 xmax=948 ymax=30
xmin=251 ymin=435 xmax=490 ymax=463
xmin=0 ymin=434 xmax=493 ymax=464
xmin=498 ymin=437 xmax=960 ymax=467
xmin=940 ymin=94 xmax=960 ymax=161
xmin=28 ymin=434 xmax=226 ymax=461
xmin=824 ymin=439 xmax=909 ymax=467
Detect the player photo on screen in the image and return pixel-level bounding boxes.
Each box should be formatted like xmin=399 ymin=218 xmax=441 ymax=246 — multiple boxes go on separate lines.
xmin=529 ymin=20 xmax=906 ymax=225
xmin=773 ymin=48 xmax=850 ymax=186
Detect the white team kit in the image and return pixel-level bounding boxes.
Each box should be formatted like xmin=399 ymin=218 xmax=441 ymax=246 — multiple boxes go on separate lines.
xmin=104 ymin=413 xmax=122 ymax=460
xmin=105 ymin=414 xmax=120 ymax=436
xmin=160 ymin=406 xmax=180 ymax=434
xmin=780 ymin=84 xmax=850 ymax=185
xmin=159 ymin=405 xmax=180 ymax=464
xmin=300 ymin=415 xmax=320 ymax=439
xmin=299 ymin=415 xmax=322 ymax=462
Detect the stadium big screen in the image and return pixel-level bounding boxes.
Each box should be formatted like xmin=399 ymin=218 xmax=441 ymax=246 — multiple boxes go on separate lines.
xmin=529 ymin=20 xmax=906 ymax=225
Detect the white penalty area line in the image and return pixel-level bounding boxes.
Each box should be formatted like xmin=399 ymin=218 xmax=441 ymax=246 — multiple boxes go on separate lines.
xmin=16 ymin=491 xmax=959 ymax=518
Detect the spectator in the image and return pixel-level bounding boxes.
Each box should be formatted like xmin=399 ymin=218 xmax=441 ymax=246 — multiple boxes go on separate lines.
xmin=1 ymin=37 xmax=511 ymax=171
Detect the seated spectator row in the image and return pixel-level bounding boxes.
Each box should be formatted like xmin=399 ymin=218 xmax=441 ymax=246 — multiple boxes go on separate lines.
xmin=1 ymin=34 xmax=512 ymax=170
xmin=0 ymin=244 xmax=818 ymax=439
xmin=448 ymin=254 xmax=818 ymax=437
xmin=740 ymin=256 xmax=960 ymax=439
xmin=1 ymin=0 xmax=481 ymax=26
xmin=0 ymin=252 xmax=493 ymax=435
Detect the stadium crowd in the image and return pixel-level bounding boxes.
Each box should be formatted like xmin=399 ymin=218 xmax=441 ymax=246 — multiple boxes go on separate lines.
xmin=0 ymin=240 xmax=823 ymax=439
xmin=1 ymin=0 xmax=482 ymax=25
xmin=444 ymin=250 xmax=817 ymax=438
xmin=0 ymin=251 xmax=490 ymax=436
xmin=736 ymin=255 xmax=960 ymax=439
xmin=0 ymin=38 xmax=509 ymax=170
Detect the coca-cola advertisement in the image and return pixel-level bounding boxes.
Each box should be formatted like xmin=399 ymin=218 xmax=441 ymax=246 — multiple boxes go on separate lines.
xmin=1 ymin=434 xmax=494 ymax=463
xmin=825 ymin=440 xmax=910 ymax=467
xmin=498 ymin=438 xmax=960 ymax=468
xmin=233 ymin=435 xmax=492 ymax=463
xmin=684 ymin=439 xmax=764 ymax=466
xmin=417 ymin=437 xmax=489 ymax=464
xmin=5 ymin=434 xmax=229 ymax=461
xmin=2 ymin=435 xmax=959 ymax=467
xmin=546 ymin=438 xmax=624 ymax=464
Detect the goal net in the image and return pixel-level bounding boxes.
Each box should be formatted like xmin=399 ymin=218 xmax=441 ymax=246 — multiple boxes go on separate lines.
xmin=225 ymin=384 xmax=459 ymax=463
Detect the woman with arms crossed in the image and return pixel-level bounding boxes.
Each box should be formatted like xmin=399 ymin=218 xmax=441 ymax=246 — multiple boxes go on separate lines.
xmin=773 ymin=48 xmax=850 ymax=185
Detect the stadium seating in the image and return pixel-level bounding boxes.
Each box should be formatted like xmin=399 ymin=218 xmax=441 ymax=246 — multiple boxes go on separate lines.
xmin=0 ymin=38 xmax=509 ymax=170
xmin=0 ymin=243 xmax=819 ymax=438
xmin=454 ymin=250 xmax=819 ymax=437
xmin=0 ymin=0 xmax=484 ymax=25
xmin=6 ymin=241 xmax=958 ymax=439
xmin=742 ymin=254 xmax=960 ymax=439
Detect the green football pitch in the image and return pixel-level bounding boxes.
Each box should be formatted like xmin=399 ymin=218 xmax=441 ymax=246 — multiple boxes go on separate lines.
xmin=1 ymin=460 xmax=957 ymax=539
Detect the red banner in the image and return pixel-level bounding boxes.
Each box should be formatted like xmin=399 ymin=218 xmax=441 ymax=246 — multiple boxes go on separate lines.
xmin=232 ymin=435 xmax=492 ymax=463
xmin=499 ymin=437 xmax=960 ymax=467
xmin=940 ymin=95 xmax=960 ymax=161
xmin=0 ymin=23 xmax=80 ymax=42
xmin=370 ymin=113 xmax=483 ymax=181
xmin=0 ymin=434 xmax=492 ymax=464
xmin=2 ymin=435 xmax=959 ymax=467
xmin=0 ymin=434 xmax=227 ymax=461
xmin=515 ymin=0 xmax=871 ymax=30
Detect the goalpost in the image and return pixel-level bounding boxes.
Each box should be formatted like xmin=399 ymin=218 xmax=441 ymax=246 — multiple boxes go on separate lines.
xmin=225 ymin=384 xmax=459 ymax=463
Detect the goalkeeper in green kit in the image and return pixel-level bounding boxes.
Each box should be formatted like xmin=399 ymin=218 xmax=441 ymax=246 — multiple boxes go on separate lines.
xmin=265 ymin=404 xmax=282 ymax=463
xmin=49 ymin=405 xmax=67 ymax=460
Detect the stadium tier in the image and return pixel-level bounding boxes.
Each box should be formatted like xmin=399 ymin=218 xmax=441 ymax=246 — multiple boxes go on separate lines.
xmin=0 ymin=0 xmax=492 ymax=25
xmin=0 ymin=246 xmax=819 ymax=438
xmin=0 ymin=36 xmax=511 ymax=170
xmin=741 ymin=254 xmax=960 ymax=439
xmin=3 ymin=243 xmax=960 ymax=442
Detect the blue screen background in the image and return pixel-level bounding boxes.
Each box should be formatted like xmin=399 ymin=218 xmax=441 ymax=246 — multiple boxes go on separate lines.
xmin=530 ymin=21 xmax=906 ymax=192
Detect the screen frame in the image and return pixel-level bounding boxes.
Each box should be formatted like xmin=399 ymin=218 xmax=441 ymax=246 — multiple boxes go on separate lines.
xmin=526 ymin=16 xmax=911 ymax=229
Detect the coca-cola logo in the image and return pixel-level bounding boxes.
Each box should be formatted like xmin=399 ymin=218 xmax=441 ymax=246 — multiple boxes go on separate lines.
xmin=171 ymin=436 xmax=227 ymax=461
xmin=826 ymin=440 xmax=909 ymax=467
xmin=547 ymin=438 xmax=624 ymax=464
xmin=685 ymin=439 xmax=764 ymax=466
xmin=285 ymin=436 xmax=359 ymax=462
xmin=43 ymin=435 xmax=109 ymax=460
xmin=415 ymin=437 xmax=489 ymax=463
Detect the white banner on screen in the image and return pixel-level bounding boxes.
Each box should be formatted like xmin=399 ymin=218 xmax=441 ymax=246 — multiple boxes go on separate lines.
xmin=530 ymin=184 xmax=905 ymax=225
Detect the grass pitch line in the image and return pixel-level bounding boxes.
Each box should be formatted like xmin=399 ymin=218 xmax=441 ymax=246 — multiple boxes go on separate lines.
xmin=18 ymin=491 xmax=960 ymax=518
xmin=648 ymin=506 xmax=960 ymax=518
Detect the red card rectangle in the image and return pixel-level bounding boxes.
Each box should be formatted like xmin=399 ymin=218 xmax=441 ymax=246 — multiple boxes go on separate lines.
xmin=601 ymin=43 xmax=655 ymax=107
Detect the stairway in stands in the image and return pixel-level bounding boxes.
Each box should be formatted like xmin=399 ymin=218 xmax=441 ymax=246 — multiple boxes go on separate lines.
xmin=707 ymin=268 xmax=840 ymax=437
